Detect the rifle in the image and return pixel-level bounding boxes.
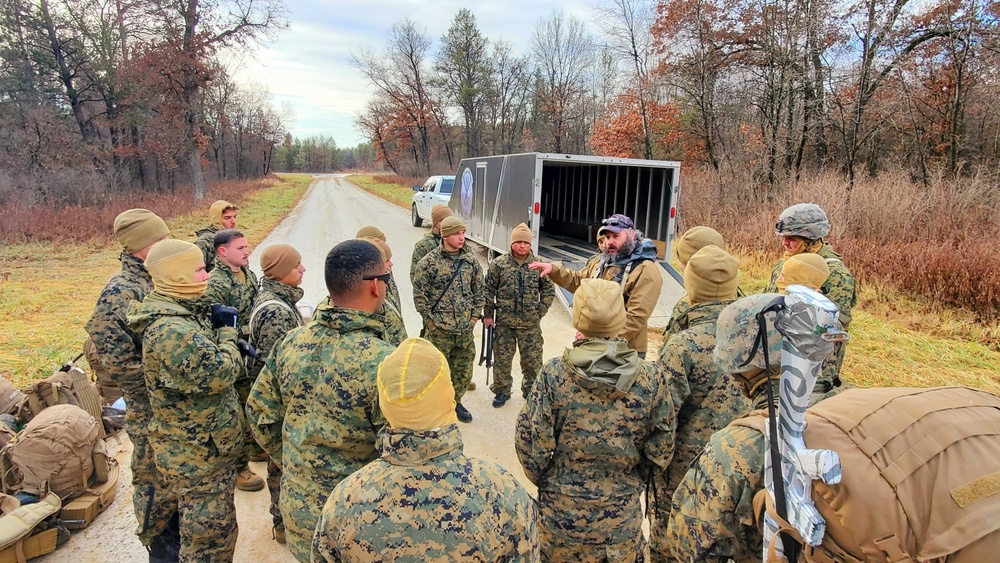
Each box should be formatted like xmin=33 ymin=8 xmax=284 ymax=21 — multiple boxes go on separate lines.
xmin=478 ymin=323 xmax=494 ymax=386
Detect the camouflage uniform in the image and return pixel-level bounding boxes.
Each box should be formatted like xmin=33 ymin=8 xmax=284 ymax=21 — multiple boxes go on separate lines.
xmin=516 ymin=338 xmax=675 ymax=560
xmin=412 ymin=244 xmax=485 ymax=401
xmin=193 ymin=226 xmax=219 ymax=273
xmin=409 ymin=231 xmax=440 ymax=282
xmin=247 ymin=277 xmax=304 ymax=531
xmin=381 ymin=275 xmax=407 ymax=346
xmin=206 ymin=264 xmax=259 ymax=458
xmin=245 ymin=302 xmax=394 ymax=562
xmin=312 ymin=424 xmax=539 ymax=562
xmin=663 ymin=298 xmax=691 ymax=344
xmin=485 ymin=252 xmax=555 ymax=398
xmin=84 ymin=251 xmax=177 ymax=545
xmin=127 ymin=292 xmax=245 ymax=562
xmin=548 ymin=239 xmax=663 ymax=354
xmin=651 ymin=301 xmax=750 ymax=562
xmin=764 ymin=241 xmax=856 ymax=392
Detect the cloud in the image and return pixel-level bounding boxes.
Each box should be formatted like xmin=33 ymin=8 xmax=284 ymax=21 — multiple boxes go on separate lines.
xmin=230 ymin=0 xmax=596 ymax=146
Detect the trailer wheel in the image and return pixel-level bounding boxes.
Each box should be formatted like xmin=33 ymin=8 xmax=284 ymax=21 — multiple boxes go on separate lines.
xmin=411 ymin=205 xmax=423 ymax=227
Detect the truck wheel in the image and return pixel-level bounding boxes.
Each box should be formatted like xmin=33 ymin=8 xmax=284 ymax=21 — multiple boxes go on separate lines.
xmin=411 ymin=205 xmax=423 ymax=227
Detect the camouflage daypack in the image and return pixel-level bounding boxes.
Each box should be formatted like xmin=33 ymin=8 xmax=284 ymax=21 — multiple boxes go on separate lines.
xmin=0 ymin=405 xmax=109 ymax=501
xmin=19 ymin=364 xmax=104 ymax=438
xmin=735 ymin=386 xmax=1000 ymax=562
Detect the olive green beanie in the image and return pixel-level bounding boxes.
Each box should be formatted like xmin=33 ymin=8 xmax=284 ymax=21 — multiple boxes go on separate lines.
xmin=440 ymin=216 xmax=467 ymax=238
xmin=573 ymin=279 xmax=626 ymax=338
xmin=431 ymin=204 xmax=452 ymax=227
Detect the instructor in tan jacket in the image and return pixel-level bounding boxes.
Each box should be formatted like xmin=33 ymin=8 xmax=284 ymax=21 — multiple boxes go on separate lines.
xmin=530 ymin=213 xmax=663 ymax=357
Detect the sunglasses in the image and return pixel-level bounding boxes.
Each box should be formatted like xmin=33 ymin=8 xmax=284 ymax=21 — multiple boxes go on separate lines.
xmin=602 ymin=217 xmax=632 ymax=228
xmin=363 ymin=272 xmax=392 ymax=283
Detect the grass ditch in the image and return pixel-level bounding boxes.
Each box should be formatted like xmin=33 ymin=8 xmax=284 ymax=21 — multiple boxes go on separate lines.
xmin=347 ymin=173 xmax=1000 ymax=393
xmin=0 ymin=174 xmax=313 ymax=384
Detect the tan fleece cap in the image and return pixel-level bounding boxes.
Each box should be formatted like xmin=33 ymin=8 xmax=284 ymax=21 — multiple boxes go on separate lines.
xmin=674 ymin=226 xmax=724 ymax=265
xmin=378 ymin=338 xmax=458 ymax=430
xmin=145 ymin=240 xmax=207 ymax=300
xmin=114 ymin=209 xmax=169 ymax=253
xmin=511 ymin=223 xmax=532 ymax=246
xmin=362 ymin=237 xmax=392 ymax=261
xmin=440 ymin=216 xmax=467 ymax=238
xmin=685 ymin=245 xmax=740 ymax=304
xmin=261 ymin=244 xmax=302 ymax=281
xmin=431 ymin=204 xmax=452 ymax=226
xmin=356 ymin=225 xmax=386 ymax=242
xmin=573 ymin=279 xmax=626 ymax=338
xmin=209 ymin=200 xmax=237 ymax=227
xmin=778 ymin=253 xmax=830 ymax=292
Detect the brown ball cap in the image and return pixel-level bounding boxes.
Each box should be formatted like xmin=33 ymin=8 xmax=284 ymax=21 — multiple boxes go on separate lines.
xmin=261 ymin=244 xmax=302 ymax=281
xmin=573 ymin=279 xmax=626 ymax=338
xmin=114 ymin=209 xmax=169 ymax=253
xmin=440 ymin=216 xmax=467 ymax=238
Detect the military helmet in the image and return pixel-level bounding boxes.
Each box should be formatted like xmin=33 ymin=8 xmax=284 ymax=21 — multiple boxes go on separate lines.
xmin=714 ymin=293 xmax=784 ymax=375
xmin=774 ymin=203 xmax=830 ymax=239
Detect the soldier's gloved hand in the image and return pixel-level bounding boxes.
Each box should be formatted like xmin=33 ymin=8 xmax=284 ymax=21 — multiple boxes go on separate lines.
xmin=210 ymin=304 xmax=239 ymax=329
xmin=236 ymin=339 xmax=258 ymax=358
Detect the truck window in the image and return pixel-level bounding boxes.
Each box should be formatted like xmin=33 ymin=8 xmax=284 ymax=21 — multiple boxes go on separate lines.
xmin=440 ymin=178 xmax=455 ymax=194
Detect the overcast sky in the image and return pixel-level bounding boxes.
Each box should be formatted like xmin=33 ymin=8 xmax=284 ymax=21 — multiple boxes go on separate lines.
xmin=229 ymin=0 xmax=595 ymax=147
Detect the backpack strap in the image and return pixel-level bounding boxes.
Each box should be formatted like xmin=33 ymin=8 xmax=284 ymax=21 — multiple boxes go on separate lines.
xmin=249 ymin=299 xmax=298 ymax=343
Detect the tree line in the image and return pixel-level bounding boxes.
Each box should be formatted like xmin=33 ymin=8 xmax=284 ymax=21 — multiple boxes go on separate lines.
xmin=355 ymin=2 xmax=1000 ymax=202
xmin=0 ymin=0 xmax=286 ymax=206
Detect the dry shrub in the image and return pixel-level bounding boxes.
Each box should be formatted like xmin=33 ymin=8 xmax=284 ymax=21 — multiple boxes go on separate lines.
xmin=0 ymin=177 xmax=276 ymax=244
xmin=372 ymin=174 xmax=424 ymax=189
xmin=679 ymin=166 xmax=1000 ymax=319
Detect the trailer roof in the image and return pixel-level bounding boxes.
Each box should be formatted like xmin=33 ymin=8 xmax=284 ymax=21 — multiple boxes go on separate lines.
xmin=501 ymin=152 xmax=684 ymax=168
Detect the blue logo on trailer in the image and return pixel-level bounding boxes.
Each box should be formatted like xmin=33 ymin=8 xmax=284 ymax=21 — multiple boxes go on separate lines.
xmin=461 ymin=168 xmax=474 ymax=216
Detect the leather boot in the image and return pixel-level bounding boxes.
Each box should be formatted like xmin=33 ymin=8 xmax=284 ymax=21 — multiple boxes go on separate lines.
xmin=237 ymin=466 xmax=265 ymax=492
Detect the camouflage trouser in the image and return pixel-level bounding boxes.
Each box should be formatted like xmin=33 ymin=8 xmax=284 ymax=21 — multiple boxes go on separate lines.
xmin=281 ymin=477 xmax=340 ymax=562
xmin=538 ymin=491 xmax=645 ymax=563
xmin=235 ymin=377 xmax=264 ymax=460
xmin=425 ymin=327 xmax=476 ymax=401
xmin=268 ymin=459 xmax=282 ymax=528
xmin=123 ymin=383 xmax=177 ymax=546
xmin=175 ymin=464 xmax=239 ymax=562
xmin=490 ymin=324 xmax=544 ymax=399
xmin=649 ymin=431 xmax=714 ymax=561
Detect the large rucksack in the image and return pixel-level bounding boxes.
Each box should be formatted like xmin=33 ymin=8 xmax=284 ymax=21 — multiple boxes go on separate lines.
xmin=0 ymin=378 xmax=24 ymax=418
xmin=0 ymin=404 xmax=109 ymax=501
xmin=735 ymin=386 xmax=1000 ymax=562
xmin=18 ymin=365 xmax=104 ymax=438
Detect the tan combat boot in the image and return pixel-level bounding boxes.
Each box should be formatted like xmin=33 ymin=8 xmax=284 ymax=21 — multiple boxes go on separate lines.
xmin=273 ymin=523 xmax=286 ymax=544
xmin=236 ymin=466 xmax=265 ymax=492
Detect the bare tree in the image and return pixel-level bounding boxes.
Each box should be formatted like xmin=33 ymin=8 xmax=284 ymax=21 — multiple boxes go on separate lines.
xmin=530 ymin=10 xmax=594 ymax=153
xmin=593 ymin=0 xmax=656 ymax=158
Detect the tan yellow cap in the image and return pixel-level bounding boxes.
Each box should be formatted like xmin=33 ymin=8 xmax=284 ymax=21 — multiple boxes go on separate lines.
xmin=356 ymin=225 xmax=386 ymax=242
xmin=209 ymin=200 xmax=237 ymax=227
xmin=684 ymin=245 xmax=740 ymax=304
xmin=777 ymin=253 xmax=830 ymax=293
xmin=113 ymin=209 xmax=169 ymax=253
xmin=573 ymin=279 xmax=626 ymax=338
xmin=431 ymin=204 xmax=452 ymax=227
xmin=510 ymin=223 xmax=532 ymax=246
xmin=145 ymin=240 xmax=207 ymax=300
xmin=674 ymin=226 xmax=724 ymax=265
xmin=378 ymin=338 xmax=458 ymax=431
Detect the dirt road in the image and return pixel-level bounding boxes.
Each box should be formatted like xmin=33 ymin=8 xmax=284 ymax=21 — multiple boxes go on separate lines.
xmin=41 ymin=175 xmax=578 ymax=562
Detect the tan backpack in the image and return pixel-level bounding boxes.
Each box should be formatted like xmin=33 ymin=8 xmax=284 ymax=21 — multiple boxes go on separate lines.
xmin=735 ymin=386 xmax=1000 ymax=562
xmin=0 ymin=378 xmax=24 ymax=418
xmin=0 ymin=404 xmax=109 ymax=501
xmin=19 ymin=365 xmax=104 ymax=439
xmin=82 ymin=337 xmax=123 ymax=404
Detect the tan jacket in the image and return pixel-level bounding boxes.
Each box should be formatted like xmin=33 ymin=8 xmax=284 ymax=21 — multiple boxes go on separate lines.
xmin=550 ymin=253 xmax=663 ymax=353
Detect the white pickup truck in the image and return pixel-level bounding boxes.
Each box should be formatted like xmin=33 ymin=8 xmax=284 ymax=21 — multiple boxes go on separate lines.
xmin=411 ymin=175 xmax=455 ymax=227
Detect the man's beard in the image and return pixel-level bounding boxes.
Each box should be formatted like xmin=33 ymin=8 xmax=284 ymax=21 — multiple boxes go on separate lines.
xmin=601 ymin=234 xmax=636 ymax=263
